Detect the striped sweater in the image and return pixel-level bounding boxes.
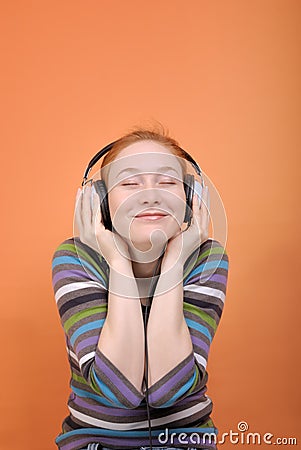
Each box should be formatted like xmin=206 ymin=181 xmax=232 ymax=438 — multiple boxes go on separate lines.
xmin=52 ymin=237 xmax=229 ymax=450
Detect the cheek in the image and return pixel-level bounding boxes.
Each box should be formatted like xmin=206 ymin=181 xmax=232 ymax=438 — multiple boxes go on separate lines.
xmin=107 ymin=193 xmax=116 ymax=219
xmin=108 ymin=191 xmax=127 ymax=218
xmin=171 ymin=190 xmax=187 ymax=221
xmin=108 ymin=191 xmax=133 ymax=237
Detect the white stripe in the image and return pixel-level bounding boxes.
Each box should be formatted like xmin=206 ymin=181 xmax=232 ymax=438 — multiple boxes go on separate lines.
xmin=79 ymin=351 xmax=96 ymax=368
xmin=69 ymin=397 xmax=212 ymax=430
xmin=66 ymin=347 xmax=79 ymax=363
xmin=194 ymin=353 xmax=207 ymax=370
xmin=184 ymin=284 xmax=225 ymax=303
xmin=55 ymin=281 xmax=105 ymax=303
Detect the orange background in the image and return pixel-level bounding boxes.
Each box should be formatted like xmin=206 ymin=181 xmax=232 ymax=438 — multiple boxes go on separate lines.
xmin=1 ymin=1 xmax=300 ymax=449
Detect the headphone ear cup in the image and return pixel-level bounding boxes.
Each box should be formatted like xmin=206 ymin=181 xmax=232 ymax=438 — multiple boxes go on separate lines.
xmin=93 ymin=180 xmax=112 ymax=231
xmin=184 ymin=174 xmax=195 ymax=225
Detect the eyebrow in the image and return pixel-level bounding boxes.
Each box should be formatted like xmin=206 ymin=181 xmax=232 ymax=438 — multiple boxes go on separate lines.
xmin=115 ymin=166 xmax=181 ymax=179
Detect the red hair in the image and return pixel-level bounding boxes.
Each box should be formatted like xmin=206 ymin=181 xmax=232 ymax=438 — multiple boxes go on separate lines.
xmin=100 ymin=126 xmax=188 ymax=180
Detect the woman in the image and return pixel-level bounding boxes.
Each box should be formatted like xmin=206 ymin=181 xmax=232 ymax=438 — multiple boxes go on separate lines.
xmin=52 ymin=128 xmax=229 ymax=450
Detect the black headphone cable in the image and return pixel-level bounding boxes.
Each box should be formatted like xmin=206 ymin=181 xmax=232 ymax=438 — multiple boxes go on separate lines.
xmin=142 ymin=244 xmax=166 ymax=450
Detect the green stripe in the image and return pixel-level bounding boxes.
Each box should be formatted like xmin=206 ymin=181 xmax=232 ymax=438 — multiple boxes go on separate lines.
xmin=199 ymin=418 xmax=215 ymax=428
xmin=73 ymin=371 xmax=106 ymax=398
xmin=72 ymin=371 xmax=110 ymax=406
xmin=203 ymin=245 xmax=225 ymax=256
xmin=184 ymin=302 xmax=217 ymax=331
xmin=58 ymin=242 xmax=108 ymax=283
xmin=72 ymin=372 xmax=87 ymax=384
xmin=188 ymin=367 xmax=200 ymax=393
xmin=183 ymin=259 xmax=197 ymax=279
xmin=184 ymin=245 xmax=226 ymax=278
xmin=64 ymin=305 xmax=107 ymax=332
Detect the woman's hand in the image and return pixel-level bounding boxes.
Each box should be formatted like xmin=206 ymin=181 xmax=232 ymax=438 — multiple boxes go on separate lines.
xmin=161 ymin=186 xmax=210 ymax=271
xmin=75 ymin=184 xmax=131 ymax=269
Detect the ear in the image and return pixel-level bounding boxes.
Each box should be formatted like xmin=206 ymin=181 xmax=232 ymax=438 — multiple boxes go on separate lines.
xmin=194 ymin=180 xmax=203 ymax=207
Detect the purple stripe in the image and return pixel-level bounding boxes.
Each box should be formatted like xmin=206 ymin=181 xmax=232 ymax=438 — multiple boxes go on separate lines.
xmin=187 ymin=272 xmax=227 ymax=285
xmin=95 ymin=352 xmax=142 ymax=405
xmin=100 ymin=434 xmax=217 ymax=447
xmin=191 ymin=334 xmax=210 ymax=353
xmin=60 ymin=437 xmax=93 ymax=450
xmin=202 ymin=273 xmax=227 ymax=285
xmin=53 ymin=268 xmax=100 ymax=285
xmin=60 ymin=434 xmax=217 ymax=450
xmin=75 ymin=335 xmax=99 ymax=353
xmin=167 ymin=435 xmax=216 ymax=447
xmin=164 ymin=434 xmax=217 ymax=447
xmin=73 ymin=396 xmax=144 ymax=416
xmin=100 ymin=437 xmax=146 ymax=446
xmin=149 ymin=355 xmax=194 ymax=402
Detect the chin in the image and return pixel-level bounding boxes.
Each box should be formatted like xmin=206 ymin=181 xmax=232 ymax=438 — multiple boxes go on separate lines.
xmin=113 ymin=219 xmax=181 ymax=251
xmin=131 ymin=227 xmax=180 ymax=252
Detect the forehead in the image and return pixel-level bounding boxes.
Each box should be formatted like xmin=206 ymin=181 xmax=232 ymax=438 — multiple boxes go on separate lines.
xmin=107 ymin=141 xmax=184 ymax=185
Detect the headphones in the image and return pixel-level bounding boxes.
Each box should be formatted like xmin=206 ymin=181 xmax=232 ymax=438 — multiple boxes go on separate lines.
xmin=82 ymin=139 xmax=205 ymax=230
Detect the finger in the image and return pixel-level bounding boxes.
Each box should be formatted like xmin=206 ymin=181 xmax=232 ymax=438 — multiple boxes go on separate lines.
xmin=191 ymin=193 xmax=202 ymax=224
xmin=82 ymin=184 xmax=93 ymax=227
xmin=170 ymin=229 xmax=182 ymax=241
xmin=200 ymin=186 xmax=210 ymax=232
xmin=74 ymin=188 xmax=83 ymax=231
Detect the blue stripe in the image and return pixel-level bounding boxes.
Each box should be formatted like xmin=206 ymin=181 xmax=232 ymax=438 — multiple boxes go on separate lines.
xmin=91 ymin=368 xmax=126 ymax=408
xmin=70 ymin=320 xmax=104 ymax=346
xmin=186 ymin=259 xmax=228 ymax=282
xmin=52 ymin=255 xmax=106 ymax=284
xmin=159 ymin=367 xmax=198 ymax=408
xmin=71 ymin=386 xmax=115 ymax=406
xmin=185 ymin=318 xmax=212 ymax=342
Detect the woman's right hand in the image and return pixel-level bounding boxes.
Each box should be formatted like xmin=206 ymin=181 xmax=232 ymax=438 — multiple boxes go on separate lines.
xmin=75 ymin=184 xmax=132 ymax=269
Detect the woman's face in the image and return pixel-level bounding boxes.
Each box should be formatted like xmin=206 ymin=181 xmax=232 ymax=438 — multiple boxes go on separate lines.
xmin=106 ymin=141 xmax=186 ymax=252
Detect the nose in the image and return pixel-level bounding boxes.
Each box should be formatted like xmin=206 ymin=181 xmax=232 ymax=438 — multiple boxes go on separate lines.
xmin=138 ymin=187 xmax=162 ymax=206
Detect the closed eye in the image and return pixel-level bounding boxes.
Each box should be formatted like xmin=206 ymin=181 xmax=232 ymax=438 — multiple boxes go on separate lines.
xmin=119 ymin=175 xmax=141 ymax=186
xmin=159 ymin=181 xmax=177 ymax=185
xmin=159 ymin=177 xmax=179 ymax=185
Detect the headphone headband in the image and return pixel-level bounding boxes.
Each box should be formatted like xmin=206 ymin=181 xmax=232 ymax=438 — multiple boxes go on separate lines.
xmin=82 ymin=141 xmax=117 ymax=186
xmin=82 ymin=140 xmax=204 ymax=186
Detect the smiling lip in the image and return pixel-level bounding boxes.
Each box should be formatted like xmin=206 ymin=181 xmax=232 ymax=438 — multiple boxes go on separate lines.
xmin=135 ymin=211 xmax=168 ymax=221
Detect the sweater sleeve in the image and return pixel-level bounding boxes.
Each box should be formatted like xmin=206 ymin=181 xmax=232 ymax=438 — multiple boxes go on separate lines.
xmin=147 ymin=238 xmax=229 ymax=408
xmin=51 ymin=237 xmax=144 ymax=409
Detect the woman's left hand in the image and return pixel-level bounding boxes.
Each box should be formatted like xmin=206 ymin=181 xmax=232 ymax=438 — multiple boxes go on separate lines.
xmin=161 ymin=186 xmax=210 ymax=271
